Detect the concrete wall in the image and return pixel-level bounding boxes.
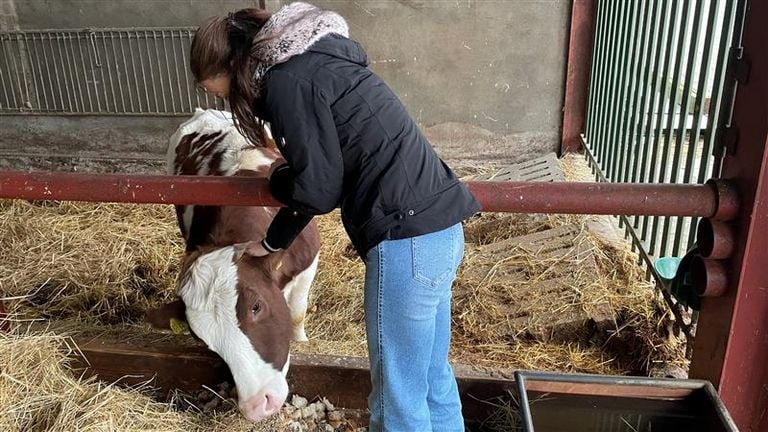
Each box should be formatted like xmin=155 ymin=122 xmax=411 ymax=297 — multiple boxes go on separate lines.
xmin=0 ymin=0 xmax=19 ymax=30
xmin=5 ymin=0 xmax=571 ymax=171
xmin=0 ymin=116 xmax=177 ymax=173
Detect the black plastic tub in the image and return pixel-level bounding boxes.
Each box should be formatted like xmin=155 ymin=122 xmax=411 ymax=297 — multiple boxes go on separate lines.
xmin=515 ymin=371 xmax=738 ymax=432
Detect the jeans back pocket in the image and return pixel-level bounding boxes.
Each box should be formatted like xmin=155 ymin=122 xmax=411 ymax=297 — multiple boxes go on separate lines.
xmin=411 ymin=225 xmax=459 ymax=288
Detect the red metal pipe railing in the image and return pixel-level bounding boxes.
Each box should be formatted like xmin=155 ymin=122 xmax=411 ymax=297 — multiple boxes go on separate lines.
xmin=0 ymin=170 xmax=282 ymax=207
xmin=0 ymin=170 xmax=731 ymax=218
xmin=468 ymin=180 xmax=721 ymax=217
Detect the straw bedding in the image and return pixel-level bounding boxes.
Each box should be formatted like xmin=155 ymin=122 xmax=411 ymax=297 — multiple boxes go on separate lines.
xmin=0 ymin=154 xmax=686 ymax=429
xmin=0 ymin=328 xmax=285 ymax=432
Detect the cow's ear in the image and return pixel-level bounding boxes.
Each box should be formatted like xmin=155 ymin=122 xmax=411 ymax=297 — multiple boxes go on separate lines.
xmin=264 ymin=253 xmax=285 ymax=277
xmin=233 ymin=241 xmax=285 ymax=279
xmin=146 ymin=299 xmax=188 ymax=331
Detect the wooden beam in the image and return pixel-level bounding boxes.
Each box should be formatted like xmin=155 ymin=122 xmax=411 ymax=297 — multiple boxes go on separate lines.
xmin=66 ymin=327 xmax=515 ymax=421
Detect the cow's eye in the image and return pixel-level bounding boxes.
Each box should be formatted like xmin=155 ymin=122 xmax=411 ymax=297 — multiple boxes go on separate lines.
xmin=252 ymin=302 xmax=262 ymax=315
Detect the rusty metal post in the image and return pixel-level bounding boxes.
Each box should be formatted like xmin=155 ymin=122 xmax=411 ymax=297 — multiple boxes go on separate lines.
xmin=691 ymin=257 xmax=729 ymax=298
xmin=561 ymin=0 xmax=596 ymax=153
xmin=697 ymin=219 xmax=736 ymax=259
xmin=689 ymin=1 xmax=768 ymax=430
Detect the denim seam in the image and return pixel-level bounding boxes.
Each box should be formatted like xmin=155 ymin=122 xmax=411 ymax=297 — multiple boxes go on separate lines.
xmin=411 ymin=230 xmax=454 ymax=288
xmin=376 ymin=243 xmax=385 ymax=427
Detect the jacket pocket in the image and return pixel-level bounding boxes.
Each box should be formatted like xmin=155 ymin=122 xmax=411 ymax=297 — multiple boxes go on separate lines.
xmin=411 ymin=226 xmax=458 ymax=288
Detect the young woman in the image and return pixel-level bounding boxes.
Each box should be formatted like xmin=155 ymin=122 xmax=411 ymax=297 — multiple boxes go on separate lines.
xmin=190 ymin=3 xmax=479 ymax=431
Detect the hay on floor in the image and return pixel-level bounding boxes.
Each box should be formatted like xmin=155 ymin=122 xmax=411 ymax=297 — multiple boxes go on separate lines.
xmin=0 ymin=325 xmax=368 ymax=432
xmin=0 ymin=200 xmax=183 ymax=325
xmin=0 ymin=327 xmax=281 ymax=432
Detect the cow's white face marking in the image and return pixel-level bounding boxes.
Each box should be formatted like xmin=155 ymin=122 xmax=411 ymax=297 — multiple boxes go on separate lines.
xmin=282 ymin=254 xmax=319 ymax=342
xmin=240 ymin=149 xmax=276 ymax=173
xmin=182 ymin=205 xmax=195 ymax=237
xmin=178 ymin=247 xmax=288 ymax=405
xmin=282 ymin=354 xmax=290 ymax=376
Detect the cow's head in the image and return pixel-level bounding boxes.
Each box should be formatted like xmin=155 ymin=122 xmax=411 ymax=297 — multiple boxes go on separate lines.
xmin=150 ymin=243 xmax=292 ymax=421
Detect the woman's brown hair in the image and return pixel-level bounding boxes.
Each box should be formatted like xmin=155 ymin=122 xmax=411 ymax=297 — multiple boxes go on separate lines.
xmin=190 ymin=8 xmax=273 ymax=147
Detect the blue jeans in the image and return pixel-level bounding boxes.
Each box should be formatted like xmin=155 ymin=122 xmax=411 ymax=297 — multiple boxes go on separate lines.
xmin=364 ymin=223 xmax=465 ymax=432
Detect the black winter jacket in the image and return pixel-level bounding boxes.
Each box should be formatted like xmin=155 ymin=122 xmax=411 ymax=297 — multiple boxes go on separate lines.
xmin=258 ymin=34 xmax=480 ymax=257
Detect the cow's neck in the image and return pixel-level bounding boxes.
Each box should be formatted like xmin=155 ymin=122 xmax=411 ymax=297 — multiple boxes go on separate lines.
xmin=185 ymin=206 xmax=276 ymax=250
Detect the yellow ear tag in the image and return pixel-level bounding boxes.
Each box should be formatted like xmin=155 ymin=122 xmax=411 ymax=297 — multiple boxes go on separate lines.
xmin=169 ymin=318 xmax=190 ymax=334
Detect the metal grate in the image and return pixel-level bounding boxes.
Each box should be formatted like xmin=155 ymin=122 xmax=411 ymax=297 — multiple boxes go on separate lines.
xmin=0 ymin=28 xmax=225 ymax=115
xmin=582 ymin=0 xmax=743 ymax=263
xmin=474 ymin=153 xmax=565 ymax=183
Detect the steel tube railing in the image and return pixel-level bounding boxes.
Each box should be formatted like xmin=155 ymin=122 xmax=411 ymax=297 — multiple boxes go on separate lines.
xmin=0 ymin=171 xmax=728 ymax=218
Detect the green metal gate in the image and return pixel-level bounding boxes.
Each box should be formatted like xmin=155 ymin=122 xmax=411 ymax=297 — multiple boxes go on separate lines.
xmin=583 ymin=0 xmax=743 ymax=268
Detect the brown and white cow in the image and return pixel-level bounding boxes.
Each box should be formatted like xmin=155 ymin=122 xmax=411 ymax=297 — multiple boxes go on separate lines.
xmin=152 ymin=108 xmax=320 ymax=422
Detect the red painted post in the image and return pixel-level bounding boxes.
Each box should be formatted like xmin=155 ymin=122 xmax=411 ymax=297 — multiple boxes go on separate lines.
xmin=561 ymin=0 xmax=596 ymax=154
xmin=689 ymin=1 xmax=768 ymax=430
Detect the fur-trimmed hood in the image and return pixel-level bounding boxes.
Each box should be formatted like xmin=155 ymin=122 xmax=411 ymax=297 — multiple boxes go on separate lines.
xmin=252 ymin=2 xmax=349 ymax=88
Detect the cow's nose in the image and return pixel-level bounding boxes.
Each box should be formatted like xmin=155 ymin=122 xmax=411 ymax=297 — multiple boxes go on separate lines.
xmin=239 ymin=390 xmax=285 ymax=422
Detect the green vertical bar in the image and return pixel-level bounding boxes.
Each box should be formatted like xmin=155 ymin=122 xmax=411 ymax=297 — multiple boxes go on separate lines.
xmin=662 ymin=0 xmax=704 ymax=257
xmin=638 ymin=0 xmax=673 ymax=239
xmin=602 ymin=2 xmax=625 ymax=171
xmin=686 ymin=0 xmax=739 ymax=250
xmin=666 ymin=0 xmax=714 ymax=257
xmin=698 ymin=0 xmax=738 ymax=184
xmin=616 ymin=0 xmax=650 ymax=230
xmin=603 ymin=2 xmax=627 ymax=181
xmin=642 ymin=0 xmax=679 ymax=253
xmin=612 ymin=0 xmax=645 ymax=184
xmin=710 ymin=0 xmax=748 ymax=178
xmin=606 ymin=1 xmax=634 ymax=182
xmin=597 ymin=2 xmax=620 ymax=169
xmin=631 ymin=0 xmax=663 ymax=229
xmin=604 ymin=1 xmax=632 ymax=181
xmin=652 ymin=0 xmax=696 ymax=257
xmin=590 ymin=0 xmax=611 ymax=163
xmin=585 ymin=0 xmax=605 ymax=143
xmin=669 ymin=0 xmax=707 ymax=185
xmin=622 ymin=0 xmax=652 ymax=184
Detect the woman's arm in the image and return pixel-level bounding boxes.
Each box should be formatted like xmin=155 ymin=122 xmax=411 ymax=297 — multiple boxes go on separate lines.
xmin=264 ymin=69 xmax=344 ymax=215
xmin=258 ymin=69 xmax=343 ymax=252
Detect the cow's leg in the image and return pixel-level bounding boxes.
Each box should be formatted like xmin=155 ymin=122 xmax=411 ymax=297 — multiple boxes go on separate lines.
xmin=282 ymin=254 xmax=319 ymax=342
